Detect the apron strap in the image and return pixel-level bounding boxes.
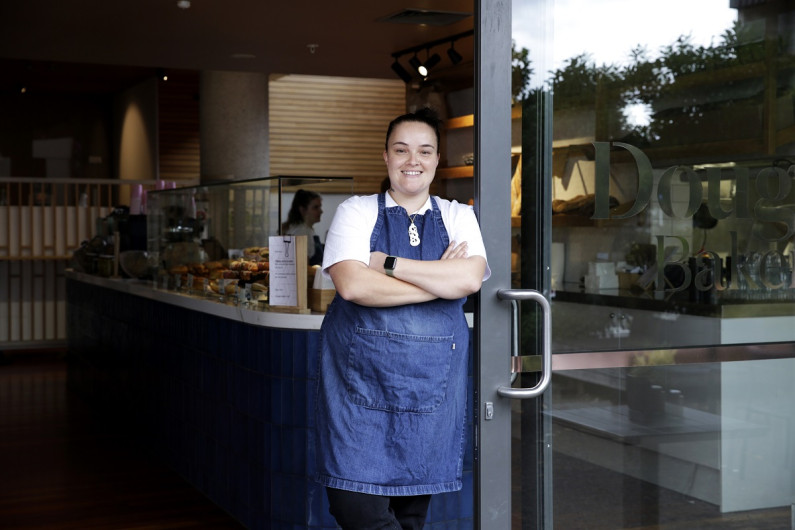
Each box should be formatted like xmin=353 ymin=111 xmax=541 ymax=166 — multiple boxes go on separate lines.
xmin=370 ymin=192 xmax=388 ymax=252
xmin=430 ymin=196 xmax=450 ymax=248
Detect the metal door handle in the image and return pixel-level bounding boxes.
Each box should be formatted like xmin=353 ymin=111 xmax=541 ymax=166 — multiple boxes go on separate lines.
xmin=496 ymin=289 xmax=552 ymax=399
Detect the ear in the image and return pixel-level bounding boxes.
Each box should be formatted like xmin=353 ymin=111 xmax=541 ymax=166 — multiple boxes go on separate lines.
xmin=383 ymin=150 xmax=389 ymax=164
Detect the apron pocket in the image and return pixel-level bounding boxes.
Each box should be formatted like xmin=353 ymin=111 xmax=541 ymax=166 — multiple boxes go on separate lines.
xmin=346 ymin=326 xmax=455 ymax=413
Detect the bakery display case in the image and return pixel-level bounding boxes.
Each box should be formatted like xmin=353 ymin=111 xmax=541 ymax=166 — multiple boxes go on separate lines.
xmin=145 ymin=175 xmax=352 ymax=303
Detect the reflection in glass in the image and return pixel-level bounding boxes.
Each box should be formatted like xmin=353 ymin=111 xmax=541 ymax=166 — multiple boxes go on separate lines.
xmin=510 ymin=0 xmax=795 ymax=528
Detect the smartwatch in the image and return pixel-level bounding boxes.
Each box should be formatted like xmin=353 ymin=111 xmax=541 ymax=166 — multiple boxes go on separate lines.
xmin=384 ymin=255 xmax=397 ymax=277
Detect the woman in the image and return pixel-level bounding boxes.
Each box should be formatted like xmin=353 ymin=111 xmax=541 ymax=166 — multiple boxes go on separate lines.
xmin=316 ymin=107 xmax=489 ymax=529
xmin=282 ymin=189 xmax=324 ymax=265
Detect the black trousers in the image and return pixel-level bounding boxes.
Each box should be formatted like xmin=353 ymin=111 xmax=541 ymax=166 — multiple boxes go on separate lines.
xmin=326 ymin=487 xmax=432 ymax=530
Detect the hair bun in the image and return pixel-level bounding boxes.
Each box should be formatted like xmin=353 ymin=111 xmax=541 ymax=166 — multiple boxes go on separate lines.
xmin=415 ymin=106 xmax=440 ymax=123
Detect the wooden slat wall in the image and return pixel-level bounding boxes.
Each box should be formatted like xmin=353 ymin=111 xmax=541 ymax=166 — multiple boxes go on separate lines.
xmin=269 ymin=74 xmax=406 ymax=194
xmin=158 ymin=72 xmax=201 ymax=184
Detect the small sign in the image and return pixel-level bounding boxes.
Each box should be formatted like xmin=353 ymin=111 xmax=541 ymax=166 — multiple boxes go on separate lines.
xmin=268 ymin=235 xmax=309 ymax=312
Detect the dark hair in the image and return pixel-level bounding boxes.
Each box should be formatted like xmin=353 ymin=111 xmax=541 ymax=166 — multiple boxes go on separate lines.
xmin=282 ymin=189 xmax=320 ymax=231
xmin=384 ymin=107 xmax=442 ymax=152
xmin=379 ymin=176 xmax=391 ymax=193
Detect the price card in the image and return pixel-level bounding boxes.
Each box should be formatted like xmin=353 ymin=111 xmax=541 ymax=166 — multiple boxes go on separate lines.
xmin=268 ymin=235 xmax=308 ymax=309
xmin=268 ymin=236 xmax=298 ymax=306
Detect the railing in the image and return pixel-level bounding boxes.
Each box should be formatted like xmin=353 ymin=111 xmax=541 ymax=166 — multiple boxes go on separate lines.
xmin=0 ymin=177 xmax=196 ymax=347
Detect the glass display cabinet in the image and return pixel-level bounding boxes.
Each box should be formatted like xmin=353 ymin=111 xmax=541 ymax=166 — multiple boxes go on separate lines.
xmin=144 ymin=175 xmax=353 ymax=301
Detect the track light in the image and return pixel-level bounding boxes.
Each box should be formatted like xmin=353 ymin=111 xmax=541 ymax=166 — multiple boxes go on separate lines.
xmin=447 ymin=43 xmax=463 ymax=65
xmin=390 ymin=29 xmax=473 ymax=81
xmin=423 ymin=53 xmax=441 ymax=72
xmin=409 ymin=54 xmax=423 ymax=75
xmin=391 ymin=59 xmax=412 ymax=83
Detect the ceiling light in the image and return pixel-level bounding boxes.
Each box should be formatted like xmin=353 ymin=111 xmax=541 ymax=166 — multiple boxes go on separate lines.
xmin=409 ymin=54 xmax=423 ymax=75
xmin=391 ymin=59 xmax=412 ymax=83
xmin=447 ymin=43 xmax=463 ymax=65
xmin=389 ymin=29 xmax=473 ymax=81
xmin=424 ymin=53 xmax=441 ymax=71
xmin=176 ymin=0 xmax=191 ymax=9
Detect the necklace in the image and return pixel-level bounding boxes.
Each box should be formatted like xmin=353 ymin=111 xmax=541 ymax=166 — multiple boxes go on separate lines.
xmin=408 ymin=213 xmax=421 ymax=246
xmin=387 ymin=189 xmax=422 ymax=246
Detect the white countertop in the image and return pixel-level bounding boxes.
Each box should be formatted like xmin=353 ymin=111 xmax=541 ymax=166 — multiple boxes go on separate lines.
xmin=66 ymin=270 xmax=327 ymax=330
xmin=66 ymin=270 xmax=475 ymax=330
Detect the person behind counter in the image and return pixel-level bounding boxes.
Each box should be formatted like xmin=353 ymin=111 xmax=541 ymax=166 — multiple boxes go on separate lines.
xmin=282 ymin=189 xmax=324 ymax=266
xmin=315 ymin=107 xmax=490 ymax=529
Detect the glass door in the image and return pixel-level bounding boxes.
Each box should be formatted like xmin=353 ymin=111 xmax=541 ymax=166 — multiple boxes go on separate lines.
xmin=476 ymin=0 xmax=795 ymax=528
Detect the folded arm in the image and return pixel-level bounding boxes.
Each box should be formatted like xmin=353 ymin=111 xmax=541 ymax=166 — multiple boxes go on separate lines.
xmin=329 ymin=241 xmax=486 ymax=307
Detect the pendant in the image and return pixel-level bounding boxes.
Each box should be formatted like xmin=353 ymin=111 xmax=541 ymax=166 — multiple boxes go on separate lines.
xmin=408 ymin=221 xmax=421 ymax=247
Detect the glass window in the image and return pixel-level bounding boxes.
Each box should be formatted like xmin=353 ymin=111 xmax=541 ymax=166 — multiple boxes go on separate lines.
xmin=509 ymin=1 xmax=795 ymax=527
xmin=529 ymin=0 xmax=795 ymax=352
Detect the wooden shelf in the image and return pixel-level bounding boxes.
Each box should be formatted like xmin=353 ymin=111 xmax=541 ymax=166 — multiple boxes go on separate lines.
xmin=444 ymin=107 xmax=522 ymax=130
xmin=439 ymin=106 xmax=521 ymax=189
xmin=552 ymin=214 xmax=595 ymax=227
xmin=437 ymin=165 xmax=473 ymax=179
xmin=445 ymin=114 xmax=474 ymax=130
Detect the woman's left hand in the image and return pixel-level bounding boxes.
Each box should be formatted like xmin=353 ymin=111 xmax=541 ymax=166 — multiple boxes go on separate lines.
xmin=369 ymin=251 xmax=389 ymax=273
xmin=367 ymin=241 xmax=484 ymax=299
xmin=369 ymin=241 xmax=467 ymax=272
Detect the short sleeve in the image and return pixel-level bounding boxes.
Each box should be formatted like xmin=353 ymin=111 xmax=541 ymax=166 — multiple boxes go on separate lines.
xmin=441 ymin=200 xmax=491 ymax=281
xmin=321 ymin=195 xmax=378 ymax=278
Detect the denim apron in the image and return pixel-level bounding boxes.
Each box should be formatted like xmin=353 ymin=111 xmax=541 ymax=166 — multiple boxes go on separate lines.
xmin=315 ymin=193 xmax=469 ymax=496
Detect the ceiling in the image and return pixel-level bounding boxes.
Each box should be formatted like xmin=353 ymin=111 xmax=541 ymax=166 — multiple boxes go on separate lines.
xmin=0 ymin=0 xmax=475 ymax=94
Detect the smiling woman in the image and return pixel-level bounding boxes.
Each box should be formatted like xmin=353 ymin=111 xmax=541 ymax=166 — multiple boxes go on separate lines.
xmin=382 ymin=120 xmax=441 ymax=213
xmin=315 ymin=107 xmax=489 ymax=529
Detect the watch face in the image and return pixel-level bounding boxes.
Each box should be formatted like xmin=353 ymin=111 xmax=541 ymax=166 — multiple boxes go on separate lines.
xmin=384 ymin=256 xmax=397 ymax=271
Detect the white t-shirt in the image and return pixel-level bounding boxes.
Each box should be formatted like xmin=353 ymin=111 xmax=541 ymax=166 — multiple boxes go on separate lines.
xmin=322 ymin=193 xmax=490 ymax=281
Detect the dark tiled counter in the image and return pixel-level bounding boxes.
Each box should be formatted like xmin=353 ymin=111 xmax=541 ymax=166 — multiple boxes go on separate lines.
xmin=66 ymin=272 xmax=474 ymax=530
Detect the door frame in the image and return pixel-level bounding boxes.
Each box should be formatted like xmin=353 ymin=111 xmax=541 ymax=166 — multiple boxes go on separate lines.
xmin=473 ymin=0 xmax=515 ymax=527
xmin=474 ymin=0 xmax=554 ymax=527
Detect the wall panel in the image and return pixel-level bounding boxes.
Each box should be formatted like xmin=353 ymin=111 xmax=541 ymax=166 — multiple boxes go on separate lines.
xmin=269 ymin=74 xmax=406 ymax=194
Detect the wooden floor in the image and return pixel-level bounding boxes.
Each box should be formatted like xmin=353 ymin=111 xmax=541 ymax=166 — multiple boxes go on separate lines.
xmin=0 ymin=349 xmax=244 ymax=530
xmin=3 ymin=349 xmax=792 ymax=530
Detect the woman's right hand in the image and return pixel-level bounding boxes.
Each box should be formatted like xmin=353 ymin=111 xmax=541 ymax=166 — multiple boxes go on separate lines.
xmin=441 ymin=241 xmax=468 ymax=260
